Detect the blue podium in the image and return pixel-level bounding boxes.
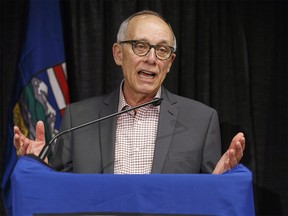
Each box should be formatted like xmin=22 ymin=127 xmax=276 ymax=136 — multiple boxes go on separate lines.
xmin=11 ymin=155 xmax=255 ymax=216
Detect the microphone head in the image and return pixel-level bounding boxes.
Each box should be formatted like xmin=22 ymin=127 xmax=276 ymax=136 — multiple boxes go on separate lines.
xmin=152 ymin=98 xmax=163 ymax=106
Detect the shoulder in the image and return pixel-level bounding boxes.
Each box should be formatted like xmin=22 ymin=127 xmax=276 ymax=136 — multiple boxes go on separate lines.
xmin=65 ymin=89 xmax=119 ymax=115
xmin=163 ymin=88 xmax=217 ymax=115
xmin=70 ymin=94 xmax=106 ymax=108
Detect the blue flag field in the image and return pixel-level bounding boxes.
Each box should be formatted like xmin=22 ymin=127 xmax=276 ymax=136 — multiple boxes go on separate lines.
xmin=1 ymin=0 xmax=69 ymax=214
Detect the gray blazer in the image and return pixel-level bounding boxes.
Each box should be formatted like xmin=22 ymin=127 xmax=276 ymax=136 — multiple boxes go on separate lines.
xmin=51 ymin=87 xmax=221 ymax=174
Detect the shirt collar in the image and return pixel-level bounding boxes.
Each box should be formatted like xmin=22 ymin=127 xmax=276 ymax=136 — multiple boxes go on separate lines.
xmin=118 ymin=80 xmax=161 ymax=112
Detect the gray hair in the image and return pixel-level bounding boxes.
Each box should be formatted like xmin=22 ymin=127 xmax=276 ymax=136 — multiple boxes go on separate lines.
xmin=117 ymin=10 xmax=177 ymax=52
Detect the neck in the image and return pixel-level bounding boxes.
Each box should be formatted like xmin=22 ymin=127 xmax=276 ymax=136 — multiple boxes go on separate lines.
xmin=125 ymin=93 xmax=156 ymax=106
xmin=122 ymin=82 xmax=160 ymax=106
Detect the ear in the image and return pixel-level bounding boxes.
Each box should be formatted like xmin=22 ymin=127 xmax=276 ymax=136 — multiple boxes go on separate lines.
xmin=167 ymin=53 xmax=176 ymax=73
xmin=112 ymin=43 xmax=123 ymax=66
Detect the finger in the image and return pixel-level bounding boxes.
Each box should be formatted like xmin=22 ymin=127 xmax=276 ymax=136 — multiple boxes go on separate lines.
xmin=240 ymin=136 xmax=245 ymax=151
xmin=229 ymin=132 xmax=245 ymax=151
xmin=14 ymin=126 xmax=22 ymax=148
xmin=14 ymin=126 xmax=27 ymax=155
xmin=235 ymin=141 xmax=244 ymax=162
xmin=14 ymin=126 xmax=28 ymax=148
xmin=14 ymin=133 xmax=21 ymax=149
xmin=14 ymin=125 xmax=20 ymax=135
xmin=228 ymin=149 xmax=238 ymax=167
xmin=14 ymin=126 xmax=25 ymax=140
xmin=35 ymin=121 xmax=45 ymax=142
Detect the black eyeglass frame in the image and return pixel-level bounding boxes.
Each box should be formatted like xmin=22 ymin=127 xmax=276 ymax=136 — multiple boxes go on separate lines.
xmin=119 ymin=40 xmax=175 ymax=60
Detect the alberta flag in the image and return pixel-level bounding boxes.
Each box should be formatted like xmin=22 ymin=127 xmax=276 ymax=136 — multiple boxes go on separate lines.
xmin=2 ymin=0 xmax=70 ymax=214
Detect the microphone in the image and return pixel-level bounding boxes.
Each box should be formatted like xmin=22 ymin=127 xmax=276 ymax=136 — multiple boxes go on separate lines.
xmin=38 ymin=97 xmax=163 ymax=160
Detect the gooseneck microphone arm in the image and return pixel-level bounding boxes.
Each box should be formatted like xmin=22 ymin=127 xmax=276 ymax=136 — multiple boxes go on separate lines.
xmin=38 ymin=97 xmax=163 ymax=161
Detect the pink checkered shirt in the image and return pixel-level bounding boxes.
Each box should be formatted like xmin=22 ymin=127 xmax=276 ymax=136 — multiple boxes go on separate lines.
xmin=114 ymin=83 xmax=161 ymax=174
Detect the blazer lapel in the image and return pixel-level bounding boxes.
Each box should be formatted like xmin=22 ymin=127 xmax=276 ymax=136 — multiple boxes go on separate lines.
xmin=99 ymin=90 xmax=119 ymax=173
xmin=151 ymin=89 xmax=179 ymax=173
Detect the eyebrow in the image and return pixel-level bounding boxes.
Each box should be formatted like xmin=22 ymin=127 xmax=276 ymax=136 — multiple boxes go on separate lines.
xmin=133 ymin=39 xmax=171 ymax=46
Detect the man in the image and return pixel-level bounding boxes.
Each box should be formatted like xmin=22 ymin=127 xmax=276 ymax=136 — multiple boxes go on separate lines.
xmin=14 ymin=10 xmax=245 ymax=174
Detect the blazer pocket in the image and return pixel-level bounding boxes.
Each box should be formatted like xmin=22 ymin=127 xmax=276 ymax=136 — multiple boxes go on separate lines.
xmin=164 ymin=150 xmax=201 ymax=173
xmin=167 ymin=150 xmax=199 ymax=161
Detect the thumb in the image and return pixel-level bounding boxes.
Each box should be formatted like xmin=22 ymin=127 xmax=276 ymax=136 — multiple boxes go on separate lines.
xmin=35 ymin=121 xmax=45 ymax=142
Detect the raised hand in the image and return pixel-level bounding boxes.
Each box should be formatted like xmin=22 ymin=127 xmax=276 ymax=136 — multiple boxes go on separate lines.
xmin=212 ymin=132 xmax=245 ymax=174
xmin=14 ymin=121 xmax=46 ymax=157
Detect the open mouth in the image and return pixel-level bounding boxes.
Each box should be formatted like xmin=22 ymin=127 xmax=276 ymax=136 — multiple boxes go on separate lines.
xmin=138 ymin=70 xmax=156 ymax=78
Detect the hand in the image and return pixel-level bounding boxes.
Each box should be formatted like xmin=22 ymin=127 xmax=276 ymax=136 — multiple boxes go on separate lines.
xmin=14 ymin=121 xmax=46 ymax=157
xmin=212 ymin=132 xmax=245 ymax=174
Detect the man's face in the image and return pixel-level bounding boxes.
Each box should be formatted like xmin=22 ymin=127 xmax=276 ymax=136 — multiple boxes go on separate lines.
xmin=113 ymin=15 xmax=176 ymax=104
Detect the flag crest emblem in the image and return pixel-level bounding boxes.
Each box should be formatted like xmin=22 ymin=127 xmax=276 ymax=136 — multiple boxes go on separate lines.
xmin=13 ymin=63 xmax=69 ymax=142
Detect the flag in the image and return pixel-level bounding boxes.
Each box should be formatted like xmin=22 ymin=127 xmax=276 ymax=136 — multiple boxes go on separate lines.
xmin=1 ymin=0 xmax=70 ymax=214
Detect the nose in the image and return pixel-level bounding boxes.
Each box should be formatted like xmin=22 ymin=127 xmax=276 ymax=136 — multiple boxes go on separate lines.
xmin=145 ymin=47 xmax=157 ymax=63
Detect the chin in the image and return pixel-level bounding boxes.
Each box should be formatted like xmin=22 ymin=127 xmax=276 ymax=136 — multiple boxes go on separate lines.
xmin=138 ymin=89 xmax=158 ymax=97
xmin=134 ymin=83 xmax=159 ymax=96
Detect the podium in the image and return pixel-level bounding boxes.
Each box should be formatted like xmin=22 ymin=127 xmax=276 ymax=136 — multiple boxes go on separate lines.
xmin=11 ymin=155 xmax=255 ymax=216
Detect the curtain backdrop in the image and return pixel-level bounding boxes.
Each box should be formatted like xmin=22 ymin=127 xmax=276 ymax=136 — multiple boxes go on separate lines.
xmin=1 ymin=0 xmax=287 ymax=215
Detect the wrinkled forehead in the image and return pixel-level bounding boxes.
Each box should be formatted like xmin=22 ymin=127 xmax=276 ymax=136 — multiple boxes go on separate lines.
xmin=127 ymin=15 xmax=174 ymax=44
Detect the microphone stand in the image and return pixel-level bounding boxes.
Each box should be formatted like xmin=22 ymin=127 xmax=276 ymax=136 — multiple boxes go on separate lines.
xmin=38 ymin=98 xmax=163 ymax=160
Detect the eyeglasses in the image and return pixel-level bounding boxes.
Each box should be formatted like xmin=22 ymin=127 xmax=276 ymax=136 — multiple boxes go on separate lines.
xmin=119 ymin=40 xmax=175 ymax=60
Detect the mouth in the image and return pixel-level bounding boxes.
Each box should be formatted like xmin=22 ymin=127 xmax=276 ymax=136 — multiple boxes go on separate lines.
xmin=138 ymin=70 xmax=156 ymax=79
